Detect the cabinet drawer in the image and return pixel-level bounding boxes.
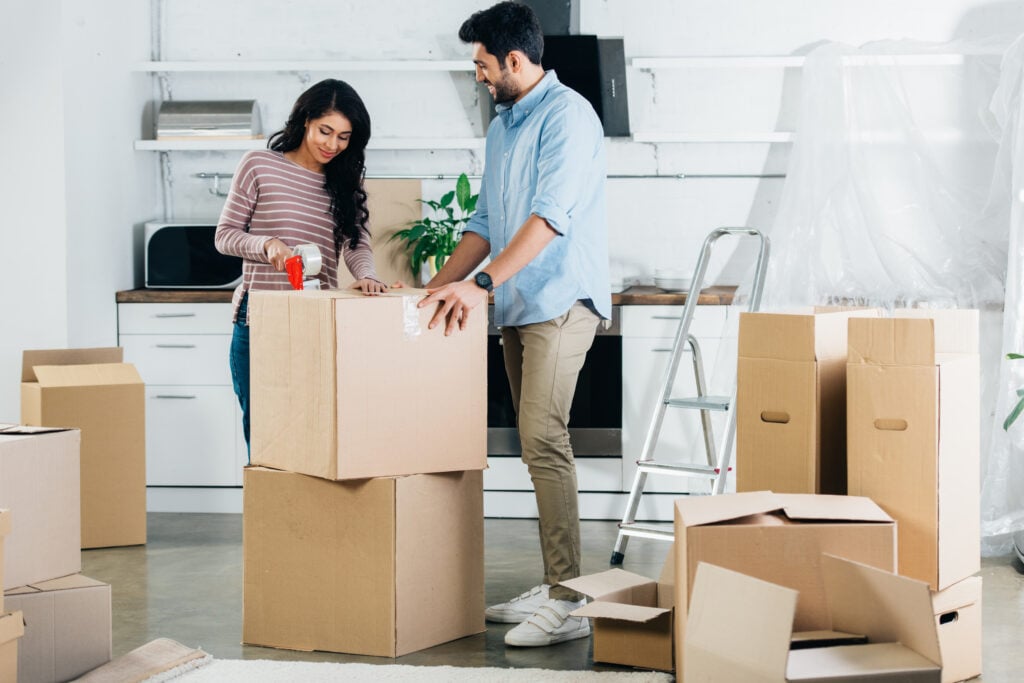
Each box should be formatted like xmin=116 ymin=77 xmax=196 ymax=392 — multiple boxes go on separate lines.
xmin=121 ymin=335 xmax=232 ymax=385
xmin=621 ymin=305 xmax=729 ymax=338
xmin=118 ymin=303 xmax=233 ymax=335
xmin=145 ymin=385 xmax=242 ymax=486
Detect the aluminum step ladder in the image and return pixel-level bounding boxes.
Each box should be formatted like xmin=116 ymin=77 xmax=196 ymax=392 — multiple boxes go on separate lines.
xmin=610 ymin=227 xmax=769 ymax=565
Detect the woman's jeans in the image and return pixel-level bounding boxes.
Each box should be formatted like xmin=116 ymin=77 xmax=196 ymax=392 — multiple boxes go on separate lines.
xmin=229 ymin=292 xmax=251 ymax=461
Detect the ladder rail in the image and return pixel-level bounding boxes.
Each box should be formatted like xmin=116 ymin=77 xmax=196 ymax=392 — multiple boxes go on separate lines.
xmin=611 ymin=227 xmax=770 ymax=565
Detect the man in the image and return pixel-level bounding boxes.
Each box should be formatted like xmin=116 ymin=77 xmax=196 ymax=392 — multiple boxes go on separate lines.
xmin=419 ymin=1 xmax=611 ymax=648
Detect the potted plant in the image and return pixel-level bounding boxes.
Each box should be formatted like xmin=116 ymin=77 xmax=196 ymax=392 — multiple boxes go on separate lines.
xmin=1004 ymin=352 xmax=1024 ymax=430
xmin=390 ymin=173 xmax=478 ymax=285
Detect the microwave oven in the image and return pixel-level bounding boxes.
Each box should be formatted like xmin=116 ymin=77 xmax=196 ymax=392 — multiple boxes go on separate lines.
xmin=144 ymin=221 xmax=243 ymax=289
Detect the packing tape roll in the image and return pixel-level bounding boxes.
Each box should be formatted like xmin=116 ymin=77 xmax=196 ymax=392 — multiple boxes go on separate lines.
xmin=292 ymin=243 xmax=322 ymax=277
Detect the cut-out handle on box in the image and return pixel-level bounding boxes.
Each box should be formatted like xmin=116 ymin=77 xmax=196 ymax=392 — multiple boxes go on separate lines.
xmin=760 ymin=411 xmax=790 ymax=424
xmin=874 ymin=419 xmax=908 ymax=431
xmin=938 ymin=610 xmax=958 ymax=625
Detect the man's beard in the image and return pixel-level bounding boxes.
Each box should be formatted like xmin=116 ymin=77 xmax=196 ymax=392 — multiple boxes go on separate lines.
xmin=489 ymin=70 xmax=519 ymax=104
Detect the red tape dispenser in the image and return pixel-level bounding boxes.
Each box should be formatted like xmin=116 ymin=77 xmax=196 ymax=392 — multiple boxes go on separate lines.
xmin=284 ymin=244 xmax=323 ymax=291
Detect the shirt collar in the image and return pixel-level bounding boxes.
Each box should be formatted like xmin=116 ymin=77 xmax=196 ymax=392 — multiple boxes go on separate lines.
xmin=496 ymin=70 xmax=559 ymax=128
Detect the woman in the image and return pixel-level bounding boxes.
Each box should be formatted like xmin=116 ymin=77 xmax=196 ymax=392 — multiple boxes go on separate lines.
xmin=215 ymin=78 xmax=387 ymax=456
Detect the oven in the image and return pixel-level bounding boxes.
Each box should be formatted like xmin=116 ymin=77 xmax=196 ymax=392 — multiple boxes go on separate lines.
xmin=487 ymin=305 xmax=622 ymax=456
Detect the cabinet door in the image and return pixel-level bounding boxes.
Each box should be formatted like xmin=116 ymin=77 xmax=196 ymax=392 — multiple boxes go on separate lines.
xmin=145 ymin=385 xmax=240 ymax=486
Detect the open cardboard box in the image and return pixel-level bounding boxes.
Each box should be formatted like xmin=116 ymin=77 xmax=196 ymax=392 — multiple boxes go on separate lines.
xmin=685 ymin=554 xmax=942 ymax=682
xmin=20 ymin=348 xmax=146 ymax=549
xmin=560 ymin=551 xmax=675 ymax=672
xmin=249 ymin=290 xmax=486 ymax=480
xmin=847 ymin=310 xmax=980 ymax=590
xmin=736 ymin=307 xmax=878 ymax=495
xmin=673 ymin=491 xmax=897 ymax=675
xmin=932 ymin=576 xmax=982 ymax=683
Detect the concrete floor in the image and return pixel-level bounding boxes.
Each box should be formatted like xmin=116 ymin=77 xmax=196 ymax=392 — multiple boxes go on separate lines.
xmin=81 ymin=513 xmax=1024 ymax=680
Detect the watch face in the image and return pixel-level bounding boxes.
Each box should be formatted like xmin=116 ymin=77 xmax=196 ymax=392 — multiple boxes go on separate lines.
xmin=475 ymin=272 xmax=493 ymax=291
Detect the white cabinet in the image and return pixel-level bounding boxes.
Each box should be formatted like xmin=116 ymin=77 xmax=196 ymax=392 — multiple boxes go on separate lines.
xmin=621 ymin=305 xmax=732 ymax=495
xmin=117 ymin=302 xmax=245 ymax=489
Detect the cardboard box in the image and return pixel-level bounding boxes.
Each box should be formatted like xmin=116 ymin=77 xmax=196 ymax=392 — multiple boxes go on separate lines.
xmin=673 ymin=491 xmax=896 ymax=675
xmin=0 ymin=426 xmax=81 ymax=589
xmin=933 ymin=576 xmax=982 ymax=683
xmin=249 ymin=290 xmax=486 ymax=480
xmin=242 ymin=466 xmax=484 ymax=657
xmin=0 ymin=611 xmax=24 ymax=683
xmin=4 ymin=574 xmax=111 ymax=683
xmin=847 ymin=311 xmax=980 ymax=589
xmin=685 ymin=555 xmax=942 ymax=682
xmin=0 ymin=510 xmax=9 ymax=610
xmin=561 ymin=552 xmax=675 ymax=672
xmin=737 ymin=308 xmax=878 ymax=495
xmin=21 ymin=348 xmax=146 ymax=549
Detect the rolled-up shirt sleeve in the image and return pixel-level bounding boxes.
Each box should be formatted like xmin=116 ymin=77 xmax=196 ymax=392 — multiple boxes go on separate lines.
xmin=462 ymin=177 xmax=491 ymax=242
xmin=530 ymin=104 xmax=596 ymax=236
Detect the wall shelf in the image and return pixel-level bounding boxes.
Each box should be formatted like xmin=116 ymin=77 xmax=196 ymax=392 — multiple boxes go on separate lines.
xmin=135 ymin=60 xmax=473 ymax=73
xmin=135 ymin=137 xmax=486 ymax=151
xmin=631 ymin=131 xmax=794 ymax=144
xmin=630 ymin=52 xmax=1003 ymax=70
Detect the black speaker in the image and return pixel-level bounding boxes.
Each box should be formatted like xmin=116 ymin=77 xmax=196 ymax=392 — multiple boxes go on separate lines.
xmin=478 ymin=34 xmax=631 ymax=138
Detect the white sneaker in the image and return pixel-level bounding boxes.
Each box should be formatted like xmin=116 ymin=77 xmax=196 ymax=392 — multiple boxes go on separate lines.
xmin=504 ymin=598 xmax=591 ymax=647
xmin=484 ymin=584 xmax=550 ymax=623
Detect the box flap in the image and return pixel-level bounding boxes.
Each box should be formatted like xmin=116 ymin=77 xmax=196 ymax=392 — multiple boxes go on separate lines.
xmin=675 ymin=490 xmax=780 ymax=527
xmin=739 ymin=312 xmax=818 ymax=361
xmin=892 ymin=308 xmax=979 ymax=354
xmin=657 ymin=546 xmax=674 ymax=609
xmin=776 ymin=494 xmax=894 ymax=523
xmin=0 ymin=424 xmax=75 ymax=435
xmin=0 ymin=509 xmax=9 ymax=537
xmin=3 ymin=585 xmax=38 ymax=596
xmin=787 ymin=642 xmax=941 ymax=680
xmin=560 ymin=568 xmax=657 ymax=603
xmin=932 ymin=576 xmax=982 ymax=614
xmin=685 ymin=562 xmax=797 ymax=681
xmin=25 ymin=574 xmax=107 ymax=592
xmin=32 ymin=362 xmax=143 ymax=388
xmin=0 ymin=611 xmax=24 ymax=644
xmin=21 ymin=347 xmax=123 ymax=382
xmin=571 ymin=601 xmax=670 ymax=623
xmin=821 ymin=554 xmax=941 ymax=666
xmin=848 ymin=318 xmax=936 ymax=365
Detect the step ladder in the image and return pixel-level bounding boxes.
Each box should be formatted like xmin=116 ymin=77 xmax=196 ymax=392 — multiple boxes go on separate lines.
xmin=610 ymin=227 xmax=769 ymax=565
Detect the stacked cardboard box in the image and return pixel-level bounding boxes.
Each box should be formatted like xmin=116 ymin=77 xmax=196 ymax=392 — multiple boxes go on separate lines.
xmin=0 ymin=426 xmax=112 ymax=682
xmin=847 ymin=310 xmax=982 ymax=682
xmin=243 ymin=289 xmax=488 ymax=657
xmin=0 ymin=509 xmax=24 ymax=682
xmin=20 ymin=348 xmax=147 ymax=548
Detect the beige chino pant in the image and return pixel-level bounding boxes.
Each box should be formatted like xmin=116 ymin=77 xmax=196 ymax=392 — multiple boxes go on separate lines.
xmin=500 ymin=300 xmax=600 ymax=602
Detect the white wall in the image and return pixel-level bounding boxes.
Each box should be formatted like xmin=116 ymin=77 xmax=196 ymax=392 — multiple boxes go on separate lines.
xmin=0 ymin=0 xmax=69 ymax=422
xmin=3 ymin=0 xmax=1023 ymax=420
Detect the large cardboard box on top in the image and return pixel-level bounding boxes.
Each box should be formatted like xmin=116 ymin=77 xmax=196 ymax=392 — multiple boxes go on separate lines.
xmin=847 ymin=310 xmax=980 ymax=590
xmin=736 ymin=308 xmax=878 ymax=495
xmin=5 ymin=574 xmax=112 ymax=683
xmin=249 ymin=290 xmax=486 ymax=480
xmin=685 ymin=555 xmax=943 ymax=682
xmin=561 ymin=551 xmax=675 ymax=672
xmin=21 ymin=348 xmax=146 ymax=549
xmin=672 ymin=491 xmax=896 ymax=676
xmin=0 ymin=426 xmax=81 ymax=589
xmin=243 ymin=466 xmax=485 ymax=657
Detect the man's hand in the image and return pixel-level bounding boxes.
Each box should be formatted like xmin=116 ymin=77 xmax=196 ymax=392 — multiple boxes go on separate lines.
xmin=419 ymin=280 xmax=488 ymax=335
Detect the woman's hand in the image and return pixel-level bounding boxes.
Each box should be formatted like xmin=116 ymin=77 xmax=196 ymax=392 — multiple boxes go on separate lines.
xmin=264 ymin=238 xmax=291 ymax=271
xmin=351 ymin=278 xmax=389 ymax=296
xmin=390 ymin=280 xmax=408 ymax=289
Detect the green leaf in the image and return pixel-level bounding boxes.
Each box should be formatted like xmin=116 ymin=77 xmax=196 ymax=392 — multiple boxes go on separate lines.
xmin=439 ymin=191 xmax=455 ymax=208
xmin=1009 ymin=353 xmax=1024 ymax=360
xmin=1004 ymin=396 xmax=1024 ymax=430
xmin=465 ymin=194 xmax=478 ymax=215
xmin=456 ymin=173 xmax=471 ymax=212
xmin=407 ymin=224 xmax=427 ymax=241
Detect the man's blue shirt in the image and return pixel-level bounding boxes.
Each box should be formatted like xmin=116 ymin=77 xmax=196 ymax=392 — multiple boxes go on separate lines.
xmin=464 ymin=70 xmax=611 ymax=327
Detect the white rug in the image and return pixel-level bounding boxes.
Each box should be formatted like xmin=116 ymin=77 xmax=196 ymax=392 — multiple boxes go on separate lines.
xmin=158 ymin=658 xmax=674 ymax=682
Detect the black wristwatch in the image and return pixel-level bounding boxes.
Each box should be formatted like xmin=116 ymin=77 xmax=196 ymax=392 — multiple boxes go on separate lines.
xmin=473 ymin=271 xmax=494 ymax=293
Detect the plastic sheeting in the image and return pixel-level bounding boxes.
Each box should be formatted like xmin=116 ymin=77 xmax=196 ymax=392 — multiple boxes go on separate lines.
xmin=762 ymin=37 xmax=1024 ymax=554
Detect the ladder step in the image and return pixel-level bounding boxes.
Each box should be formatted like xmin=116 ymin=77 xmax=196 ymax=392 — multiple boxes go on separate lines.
xmin=638 ymin=461 xmax=727 ymax=478
xmin=617 ymin=522 xmax=674 ymax=541
xmin=665 ymin=396 xmax=730 ymax=411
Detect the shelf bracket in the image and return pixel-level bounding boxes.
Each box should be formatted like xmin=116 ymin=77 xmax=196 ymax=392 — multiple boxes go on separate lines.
xmin=193 ymin=172 xmax=234 ymax=198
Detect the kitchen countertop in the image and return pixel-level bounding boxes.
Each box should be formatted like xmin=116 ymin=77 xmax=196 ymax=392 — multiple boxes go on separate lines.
xmin=115 ymin=285 xmax=736 ymax=306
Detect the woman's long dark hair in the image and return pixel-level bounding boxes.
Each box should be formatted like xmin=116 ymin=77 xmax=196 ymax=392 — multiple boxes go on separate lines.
xmin=268 ymin=79 xmax=371 ymax=252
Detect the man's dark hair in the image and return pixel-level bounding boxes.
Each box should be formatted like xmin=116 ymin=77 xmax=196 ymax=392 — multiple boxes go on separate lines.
xmin=458 ymin=1 xmax=544 ymax=67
